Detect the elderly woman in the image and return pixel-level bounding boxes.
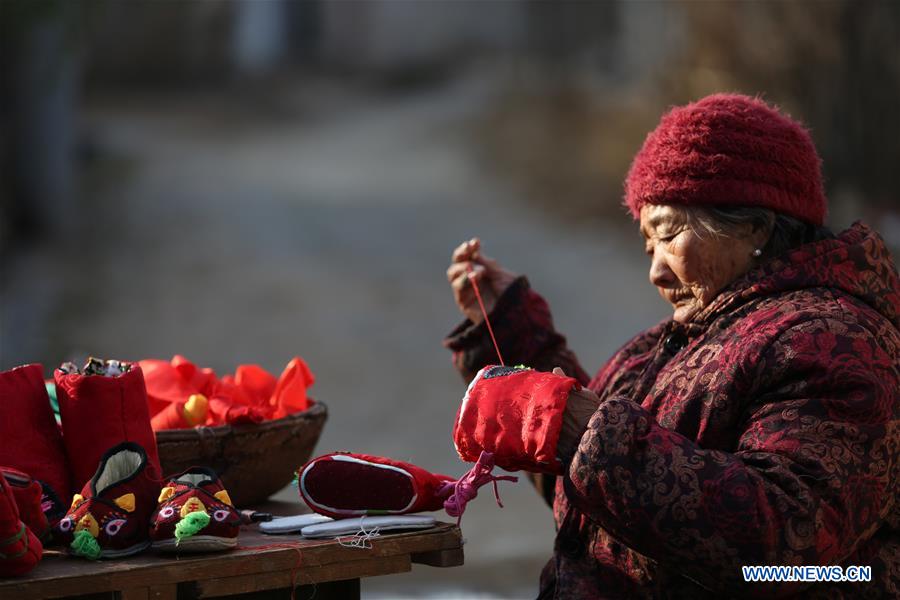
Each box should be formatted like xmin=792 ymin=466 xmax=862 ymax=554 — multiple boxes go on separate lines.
xmin=444 ymin=94 xmax=899 ymax=598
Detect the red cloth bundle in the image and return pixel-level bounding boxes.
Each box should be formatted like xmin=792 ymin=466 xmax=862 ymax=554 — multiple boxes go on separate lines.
xmin=141 ymin=355 xmax=315 ymax=430
xmin=453 ymin=365 xmax=579 ymax=475
xmin=0 ymin=469 xmax=42 ymax=576
xmin=55 ymin=365 xmax=162 ymax=489
xmin=1 ymin=468 xmax=50 ymax=542
xmin=0 ymin=364 xmax=72 ymax=503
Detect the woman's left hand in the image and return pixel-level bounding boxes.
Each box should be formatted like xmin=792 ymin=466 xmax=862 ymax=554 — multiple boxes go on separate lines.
xmin=554 ymin=367 xmax=601 ymax=462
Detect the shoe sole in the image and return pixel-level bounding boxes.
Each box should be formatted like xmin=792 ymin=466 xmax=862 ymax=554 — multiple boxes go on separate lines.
xmin=152 ymin=535 xmax=237 ymax=553
xmin=97 ymin=540 xmax=152 ymax=559
xmin=300 ymin=455 xmax=416 ymax=516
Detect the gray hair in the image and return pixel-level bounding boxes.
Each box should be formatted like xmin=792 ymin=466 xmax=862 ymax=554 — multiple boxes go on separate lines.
xmin=682 ymin=206 xmax=833 ymax=261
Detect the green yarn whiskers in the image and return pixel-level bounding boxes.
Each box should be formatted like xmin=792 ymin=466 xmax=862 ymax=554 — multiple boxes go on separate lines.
xmin=175 ymin=511 xmax=210 ymax=544
xmin=71 ymin=529 xmax=102 ymax=560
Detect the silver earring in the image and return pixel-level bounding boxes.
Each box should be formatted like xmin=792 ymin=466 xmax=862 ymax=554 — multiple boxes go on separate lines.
xmin=752 ymin=248 xmax=762 ymax=258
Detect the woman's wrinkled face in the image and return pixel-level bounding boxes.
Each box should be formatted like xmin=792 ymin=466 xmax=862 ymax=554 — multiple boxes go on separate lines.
xmin=640 ymin=205 xmax=761 ymax=323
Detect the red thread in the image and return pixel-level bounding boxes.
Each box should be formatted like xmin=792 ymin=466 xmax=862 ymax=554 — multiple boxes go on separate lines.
xmin=243 ymin=543 xmax=304 ymax=599
xmin=466 ymin=265 xmax=505 ymax=366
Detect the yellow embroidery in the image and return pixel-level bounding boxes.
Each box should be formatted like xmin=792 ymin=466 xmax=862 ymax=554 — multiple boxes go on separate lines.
xmin=180 ymin=497 xmax=206 ymax=518
xmin=76 ymin=512 xmax=99 ymax=538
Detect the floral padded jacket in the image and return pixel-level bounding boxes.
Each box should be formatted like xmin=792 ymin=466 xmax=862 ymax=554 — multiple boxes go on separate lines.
xmin=444 ymin=223 xmax=899 ymax=599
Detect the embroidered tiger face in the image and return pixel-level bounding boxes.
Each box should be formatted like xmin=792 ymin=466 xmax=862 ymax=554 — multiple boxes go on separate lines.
xmin=56 ymin=492 xmax=142 ymax=552
xmin=150 ymin=480 xmax=241 ymax=548
xmin=153 ymin=486 xmax=239 ymax=527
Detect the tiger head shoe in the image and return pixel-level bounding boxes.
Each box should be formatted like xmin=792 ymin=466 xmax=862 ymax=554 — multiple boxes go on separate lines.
xmin=298 ymin=453 xmax=455 ymax=519
xmin=54 ymin=442 xmax=160 ymax=559
xmin=298 ymin=452 xmax=516 ymax=524
xmin=149 ymin=467 xmax=240 ymax=553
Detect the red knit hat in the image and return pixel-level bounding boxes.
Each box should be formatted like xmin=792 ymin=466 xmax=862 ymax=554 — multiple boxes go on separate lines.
xmin=624 ymin=93 xmax=827 ymax=225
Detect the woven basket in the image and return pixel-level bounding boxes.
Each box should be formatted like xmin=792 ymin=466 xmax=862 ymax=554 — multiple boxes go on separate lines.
xmin=155 ymin=402 xmax=327 ymax=507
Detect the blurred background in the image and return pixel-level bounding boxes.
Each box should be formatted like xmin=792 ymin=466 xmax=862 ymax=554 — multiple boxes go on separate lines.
xmin=1 ymin=1 xmax=898 ymax=598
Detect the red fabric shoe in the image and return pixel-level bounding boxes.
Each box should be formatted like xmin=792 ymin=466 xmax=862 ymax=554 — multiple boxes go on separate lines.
xmin=0 ymin=364 xmax=72 ymax=509
xmin=54 ymin=442 xmax=161 ymax=559
xmin=55 ymin=361 xmax=161 ymax=489
xmin=298 ymin=452 xmax=518 ymax=523
xmin=149 ymin=467 xmax=240 ymax=553
xmin=0 ymin=468 xmax=50 ymax=543
xmin=453 ymin=365 xmax=579 ymax=475
xmin=298 ymin=453 xmax=457 ymax=519
xmin=0 ymin=468 xmax=42 ymax=577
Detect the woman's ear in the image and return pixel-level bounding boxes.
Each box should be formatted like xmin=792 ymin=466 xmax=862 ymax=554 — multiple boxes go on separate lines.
xmin=749 ymin=211 xmax=776 ymax=251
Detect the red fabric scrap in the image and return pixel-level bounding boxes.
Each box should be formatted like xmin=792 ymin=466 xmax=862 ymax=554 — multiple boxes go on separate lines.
xmin=140 ymin=356 xmax=315 ymax=430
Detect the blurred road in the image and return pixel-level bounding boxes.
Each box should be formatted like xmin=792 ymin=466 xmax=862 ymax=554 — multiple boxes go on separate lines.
xmin=2 ymin=70 xmax=668 ymax=598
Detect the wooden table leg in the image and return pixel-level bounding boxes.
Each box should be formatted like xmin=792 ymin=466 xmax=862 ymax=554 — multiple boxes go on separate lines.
xmin=117 ymin=585 xmax=177 ymax=600
xmin=202 ymin=579 xmax=361 ymax=600
xmin=148 ymin=585 xmax=179 ymax=600
xmin=298 ymin=578 xmax=360 ymax=600
xmin=411 ymin=547 xmax=465 ymax=568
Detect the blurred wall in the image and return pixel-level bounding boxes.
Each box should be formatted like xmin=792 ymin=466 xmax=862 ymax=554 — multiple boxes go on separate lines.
xmin=83 ymin=1 xmax=234 ymax=85
xmin=0 ymin=0 xmax=80 ymax=242
xmin=319 ymin=0 xmax=525 ymax=72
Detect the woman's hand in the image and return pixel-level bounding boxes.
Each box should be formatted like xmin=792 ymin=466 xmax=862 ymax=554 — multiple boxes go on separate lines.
xmin=446 ymin=238 xmax=518 ymax=324
xmin=554 ymin=367 xmax=601 ymax=462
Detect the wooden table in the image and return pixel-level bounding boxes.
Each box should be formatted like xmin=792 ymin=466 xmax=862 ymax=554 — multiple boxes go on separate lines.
xmin=1 ymin=521 xmax=464 ymax=600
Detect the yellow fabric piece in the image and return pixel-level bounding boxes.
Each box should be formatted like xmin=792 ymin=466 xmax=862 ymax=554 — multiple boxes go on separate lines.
xmin=214 ymin=489 xmax=233 ymax=506
xmin=114 ymin=492 xmax=136 ymax=513
xmin=70 ymin=493 xmax=84 ymax=510
xmin=158 ymin=486 xmax=175 ymax=503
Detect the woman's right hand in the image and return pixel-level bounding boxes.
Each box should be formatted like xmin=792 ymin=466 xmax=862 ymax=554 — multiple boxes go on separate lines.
xmin=446 ymin=238 xmax=518 ymax=324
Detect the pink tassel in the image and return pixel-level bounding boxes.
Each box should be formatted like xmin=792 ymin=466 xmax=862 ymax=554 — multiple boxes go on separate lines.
xmin=438 ymin=451 xmax=518 ymax=525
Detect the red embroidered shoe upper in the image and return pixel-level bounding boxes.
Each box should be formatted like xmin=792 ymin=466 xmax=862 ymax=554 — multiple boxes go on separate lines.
xmin=55 ymin=442 xmax=161 ymax=558
xmin=149 ymin=468 xmax=240 ymax=544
